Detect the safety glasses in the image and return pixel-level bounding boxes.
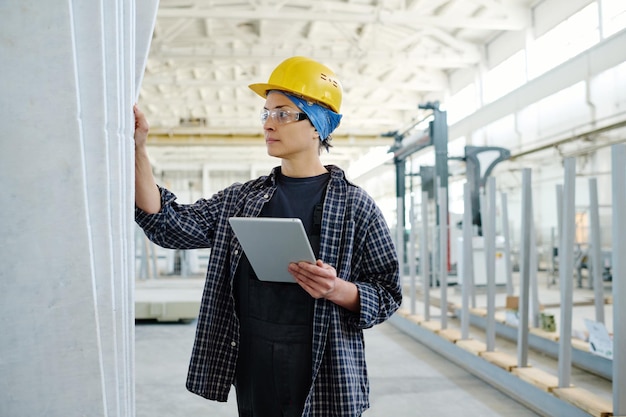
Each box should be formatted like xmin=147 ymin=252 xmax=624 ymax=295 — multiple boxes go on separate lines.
xmin=260 ymin=108 xmax=309 ymax=125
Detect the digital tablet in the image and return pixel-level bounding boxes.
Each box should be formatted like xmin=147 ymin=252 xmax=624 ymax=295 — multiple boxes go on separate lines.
xmin=228 ymin=217 xmax=317 ymax=283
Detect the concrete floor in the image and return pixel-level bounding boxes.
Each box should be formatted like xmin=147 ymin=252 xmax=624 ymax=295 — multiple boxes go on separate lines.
xmin=135 ymin=318 xmax=539 ymax=416
xmin=134 ymin=266 xmax=614 ymax=416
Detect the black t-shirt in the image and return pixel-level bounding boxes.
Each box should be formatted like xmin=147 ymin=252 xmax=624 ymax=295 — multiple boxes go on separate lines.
xmin=233 ymin=169 xmax=330 ymax=415
xmin=261 ymin=169 xmax=330 ymax=237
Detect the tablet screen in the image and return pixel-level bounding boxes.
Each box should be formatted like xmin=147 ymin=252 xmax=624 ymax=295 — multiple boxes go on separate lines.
xmin=229 ymin=217 xmax=316 ymax=282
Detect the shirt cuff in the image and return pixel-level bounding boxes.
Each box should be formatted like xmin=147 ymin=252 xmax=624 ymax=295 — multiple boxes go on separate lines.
xmin=135 ymin=186 xmax=176 ymax=229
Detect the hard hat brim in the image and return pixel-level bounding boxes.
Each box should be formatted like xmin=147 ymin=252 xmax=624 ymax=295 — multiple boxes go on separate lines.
xmin=248 ymin=82 xmax=340 ymax=113
xmin=248 ymin=83 xmax=284 ymax=99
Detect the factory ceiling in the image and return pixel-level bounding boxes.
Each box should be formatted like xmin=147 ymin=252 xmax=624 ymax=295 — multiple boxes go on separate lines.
xmin=137 ymin=0 xmax=536 ymax=173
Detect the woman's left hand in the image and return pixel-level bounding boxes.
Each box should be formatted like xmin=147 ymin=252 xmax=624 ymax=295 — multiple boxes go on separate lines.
xmin=288 ymin=260 xmax=360 ymax=312
xmin=289 ymin=260 xmax=338 ymax=299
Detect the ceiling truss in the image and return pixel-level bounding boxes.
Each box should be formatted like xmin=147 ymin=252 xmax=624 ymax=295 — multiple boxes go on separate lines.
xmin=139 ymin=0 xmax=536 ymax=174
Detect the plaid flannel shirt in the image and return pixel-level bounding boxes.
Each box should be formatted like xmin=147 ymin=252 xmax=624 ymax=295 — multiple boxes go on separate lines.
xmin=135 ymin=165 xmax=401 ymax=417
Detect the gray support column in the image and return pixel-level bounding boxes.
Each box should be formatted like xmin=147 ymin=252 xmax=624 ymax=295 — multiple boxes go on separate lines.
xmin=524 ymin=187 xmax=539 ymax=328
xmin=485 ymin=177 xmax=497 ymax=351
xmin=432 ymin=222 xmax=440 ymax=295
xmin=550 ymin=227 xmax=557 ymax=286
xmin=471 ymin=252 xmax=477 ymax=309
xmin=611 ymin=144 xmax=626 ymax=414
xmin=396 ymin=159 xmax=406 ymax=289
xmin=530 ymin=214 xmax=541 ymax=328
xmin=137 ymin=230 xmax=158 ymax=280
xmin=461 ymin=183 xmax=474 ymax=339
xmin=421 ymin=192 xmax=431 ymax=321
xmin=150 ymin=239 xmax=159 ymax=280
xmin=517 ymin=168 xmax=532 ymax=367
xmin=558 ymin=157 xmax=576 ymax=388
xmin=501 ymin=192 xmax=514 ymax=296
xmin=138 ymin=229 xmax=150 ymax=280
xmin=433 ymin=175 xmax=441 ymax=295
xmin=438 ymin=187 xmax=449 ymax=329
xmin=409 ymin=194 xmax=417 ymax=315
xmin=588 ymin=178 xmax=605 ymax=324
xmin=556 ymin=184 xmax=564 ymax=281
xmin=479 ymin=192 xmax=486 ymax=238
xmin=396 ymin=197 xmax=405 ymax=289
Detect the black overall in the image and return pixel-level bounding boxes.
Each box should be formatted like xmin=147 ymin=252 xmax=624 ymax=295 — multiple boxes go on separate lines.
xmin=233 ymin=171 xmax=329 ymax=417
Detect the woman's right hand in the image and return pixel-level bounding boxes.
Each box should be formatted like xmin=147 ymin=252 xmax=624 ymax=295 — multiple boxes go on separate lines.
xmin=134 ymin=104 xmax=149 ymax=148
xmin=133 ymin=104 xmax=162 ymax=214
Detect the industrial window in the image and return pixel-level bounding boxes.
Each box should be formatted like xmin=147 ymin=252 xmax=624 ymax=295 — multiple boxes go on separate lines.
xmin=527 ymin=4 xmax=599 ymax=79
xmin=602 ymin=0 xmax=626 ymax=37
xmin=446 ymin=83 xmax=478 ymax=125
xmin=482 ymin=50 xmax=527 ymax=105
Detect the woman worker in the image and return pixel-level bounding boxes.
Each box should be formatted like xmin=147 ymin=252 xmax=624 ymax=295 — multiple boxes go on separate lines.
xmin=134 ymin=56 xmax=402 ymax=417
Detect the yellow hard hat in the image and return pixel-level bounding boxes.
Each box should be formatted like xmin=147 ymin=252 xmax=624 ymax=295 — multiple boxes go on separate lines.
xmin=249 ymin=56 xmax=343 ymax=113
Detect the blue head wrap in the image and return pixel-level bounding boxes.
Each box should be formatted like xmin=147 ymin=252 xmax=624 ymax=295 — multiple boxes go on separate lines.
xmin=281 ymin=92 xmax=342 ymax=142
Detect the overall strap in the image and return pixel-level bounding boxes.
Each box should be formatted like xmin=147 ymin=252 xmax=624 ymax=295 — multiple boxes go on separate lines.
xmin=312 ymin=184 xmax=328 ymax=236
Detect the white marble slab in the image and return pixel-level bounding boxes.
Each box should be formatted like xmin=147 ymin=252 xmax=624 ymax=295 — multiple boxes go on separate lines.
xmin=102 ymin=2 xmax=131 ymax=414
xmin=71 ymin=0 xmax=123 ymax=414
xmin=0 ymin=2 xmax=106 ymax=416
xmin=0 ymin=1 xmax=157 ymax=415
